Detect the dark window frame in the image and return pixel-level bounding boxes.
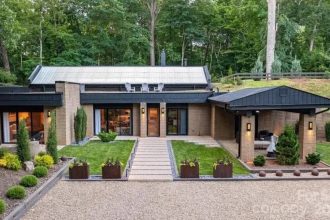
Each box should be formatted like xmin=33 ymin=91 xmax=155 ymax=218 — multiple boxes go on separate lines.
xmin=166 ymin=106 xmax=188 ymax=136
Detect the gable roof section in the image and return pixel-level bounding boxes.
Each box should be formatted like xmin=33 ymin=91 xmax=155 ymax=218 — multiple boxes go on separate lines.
xmin=29 ymin=65 xmax=210 ymax=85
xmin=209 ymin=86 xmax=330 ymax=110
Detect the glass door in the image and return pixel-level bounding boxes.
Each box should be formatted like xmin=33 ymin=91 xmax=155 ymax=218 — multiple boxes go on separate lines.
xmin=147 ymin=107 xmax=160 ymax=137
xmin=167 ymin=108 xmax=188 ymax=135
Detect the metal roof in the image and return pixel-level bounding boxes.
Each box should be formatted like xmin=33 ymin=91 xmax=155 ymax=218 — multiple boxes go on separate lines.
xmin=29 ymin=65 xmax=209 ymax=85
xmin=209 ymin=86 xmax=330 ymax=111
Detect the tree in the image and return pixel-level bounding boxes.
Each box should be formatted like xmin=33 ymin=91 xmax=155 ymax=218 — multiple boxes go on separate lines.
xmin=271 ymin=55 xmax=281 ymax=75
xmin=74 ymin=107 xmax=87 ymax=143
xmin=47 ymin=112 xmax=58 ymax=164
xmin=276 ymin=125 xmax=300 ymax=165
xmin=17 ymin=120 xmax=30 ymax=162
xmin=266 ymin=0 xmax=277 ymax=79
xmin=291 ymin=57 xmax=302 ymax=73
xmin=251 ymin=56 xmax=264 ymax=78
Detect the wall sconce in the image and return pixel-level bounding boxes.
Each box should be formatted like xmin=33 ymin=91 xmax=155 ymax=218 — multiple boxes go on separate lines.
xmin=161 ymin=107 xmax=165 ymax=114
xmin=246 ymin=123 xmax=251 ymax=131
xmin=141 ymin=107 xmax=145 ymax=114
xmin=308 ymin=121 xmax=313 ymax=130
xmin=47 ymin=110 xmax=51 ymax=118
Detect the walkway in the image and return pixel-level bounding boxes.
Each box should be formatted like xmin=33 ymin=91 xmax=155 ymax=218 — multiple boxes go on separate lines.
xmin=128 ymin=138 xmax=173 ymax=181
xmin=23 ymin=181 xmax=330 ymax=219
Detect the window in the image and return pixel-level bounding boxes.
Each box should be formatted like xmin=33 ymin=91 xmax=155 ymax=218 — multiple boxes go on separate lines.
xmin=167 ymin=108 xmax=188 ymax=135
xmin=2 ymin=112 xmax=44 ymax=143
xmin=95 ymin=108 xmax=132 ymax=136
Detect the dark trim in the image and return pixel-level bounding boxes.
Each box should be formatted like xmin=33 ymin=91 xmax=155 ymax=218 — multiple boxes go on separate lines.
xmin=81 ymin=92 xmax=212 ymax=104
xmin=0 ymin=93 xmax=63 ymax=107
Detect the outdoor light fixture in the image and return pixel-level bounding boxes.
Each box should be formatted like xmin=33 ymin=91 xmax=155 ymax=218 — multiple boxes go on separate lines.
xmin=246 ymin=123 xmax=251 ymax=131
xmin=308 ymin=121 xmax=313 ymax=130
xmin=161 ymin=107 xmax=165 ymax=114
xmin=47 ymin=110 xmax=51 ymax=118
xmin=141 ymin=107 xmax=145 ymax=114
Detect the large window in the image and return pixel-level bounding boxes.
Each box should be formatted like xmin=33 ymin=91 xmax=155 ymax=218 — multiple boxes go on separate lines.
xmin=167 ymin=108 xmax=188 ymax=135
xmin=2 ymin=112 xmax=44 ymax=143
xmin=95 ymin=108 xmax=132 ymax=136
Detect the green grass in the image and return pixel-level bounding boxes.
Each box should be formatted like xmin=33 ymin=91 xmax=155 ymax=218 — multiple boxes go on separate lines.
xmin=59 ymin=140 xmax=134 ymax=174
xmin=316 ymin=142 xmax=330 ymax=164
xmin=171 ymin=141 xmax=250 ymax=175
xmin=213 ymin=79 xmax=330 ymax=98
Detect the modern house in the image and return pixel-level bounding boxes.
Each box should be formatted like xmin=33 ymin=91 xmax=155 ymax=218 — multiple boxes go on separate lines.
xmin=0 ymin=65 xmax=330 ymax=162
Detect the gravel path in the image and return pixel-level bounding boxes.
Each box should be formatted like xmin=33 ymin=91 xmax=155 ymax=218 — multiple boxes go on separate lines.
xmin=23 ymin=180 xmax=330 ymax=220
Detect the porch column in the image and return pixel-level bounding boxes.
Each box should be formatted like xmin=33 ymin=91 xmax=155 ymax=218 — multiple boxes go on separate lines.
xmin=210 ymin=105 xmax=216 ymax=138
xmin=140 ymin=102 xmax=147 ymax=137
xmin=43 ymin=107 xmax=53 ymax=143
xmin=240 ymin=115 xmax=255 ymax=162
xmin=160 ymin=102 xmax=166 ymax=137
xmin=298 ymin=114 xmax=316 ymax=159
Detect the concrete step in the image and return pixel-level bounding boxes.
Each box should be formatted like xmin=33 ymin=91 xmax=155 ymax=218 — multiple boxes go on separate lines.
xmin=135 ymin=152 xmax=169 ymax=156
xmin=130 ymin=169 xmax=172 ymax=175
xmin=133 ymin=158 xmax=170 ymax=162
xmin=132 ymin=161 xmax=171 ymax=166
xmin=131 ymin=165 xmax=171 ymax=170
xmin=128 ymin=175 xmax=173 ymax=181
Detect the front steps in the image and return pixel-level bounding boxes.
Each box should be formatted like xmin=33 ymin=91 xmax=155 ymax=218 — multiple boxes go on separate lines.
xmin=128 ymin=138 xmax=173 ymax=181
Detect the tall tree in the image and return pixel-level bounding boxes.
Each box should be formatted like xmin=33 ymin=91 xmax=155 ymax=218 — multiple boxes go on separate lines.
xmin=266 ymin=0 xmax=277 ymax=78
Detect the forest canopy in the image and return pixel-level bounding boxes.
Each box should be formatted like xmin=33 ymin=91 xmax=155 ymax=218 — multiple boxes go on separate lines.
xmin=0 ymin=0 xmax=329 ymax=84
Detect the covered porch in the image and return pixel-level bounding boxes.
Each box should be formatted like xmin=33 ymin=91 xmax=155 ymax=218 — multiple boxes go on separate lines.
xmin=209 ymin=86 xmax=330 ymax=163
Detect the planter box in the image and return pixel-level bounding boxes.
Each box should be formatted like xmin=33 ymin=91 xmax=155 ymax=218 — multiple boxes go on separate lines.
xmin=213 ymin=164 xmax=233 ymax=178
xmin=102 ymin=165 xmax=121 ymax=179
xmin=180 ymin=164 xmax=199 ymax=178
xmin=69 ymin=165 xmax=89 ymax=179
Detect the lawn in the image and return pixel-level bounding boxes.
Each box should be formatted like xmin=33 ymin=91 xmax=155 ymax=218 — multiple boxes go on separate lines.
xmin=171 ymin=141 xmax=249 ymax=175
xmin=59 ymin=140 xmax=135 ymax=174
xmin=316 ymin=142 xmax=330 ymax=164
xmin=213 ymin=79 xmax=330 ymax=98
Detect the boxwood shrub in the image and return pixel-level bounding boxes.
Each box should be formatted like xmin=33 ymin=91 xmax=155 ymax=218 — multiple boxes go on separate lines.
xmin=0 ymin=199 xmax=5 ymax=214
xmin=306 ymin=153 xmax=321 ymax=165
xmin=20 ymin=175 xmax=38 ymax=187
xmin=33 ymin=166 xmax=48 ymax=178
xmin=98 ymin=131 xmax=117 ymax=142
xmin=6 ymin=186 xmax=26 ymax=199
xmin=253 ymin=155 xmax=266 ymax=166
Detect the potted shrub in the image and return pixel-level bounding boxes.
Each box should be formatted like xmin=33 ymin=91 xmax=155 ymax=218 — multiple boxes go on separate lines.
xmin=69 ymin=159 xmax=89 ymax=179
xmin=180 ymin=159 xmax=199 ymax=178
xmin=101 ymin=158 xmax=122 ymax=179
xmin=213 ymin=157 xmax=233 ymax=178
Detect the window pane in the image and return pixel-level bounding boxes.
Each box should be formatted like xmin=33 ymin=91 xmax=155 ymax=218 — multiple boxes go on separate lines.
xmin=107 ymin=108 xmax=131 ymax=135
xmin=167 ymin=109 xmax=178 ymax=135
xmin=100 ymin=109 xmax=107 ymax=132
xmin=18 ymin=112 xmax=31 ymax=137
xmin=31 ymin=112 xmax=44 ymax=143
xmin=179 ymin=109 xmax=187 ymax=135
xmin=4 ymin=112 xmax=17 ymax=142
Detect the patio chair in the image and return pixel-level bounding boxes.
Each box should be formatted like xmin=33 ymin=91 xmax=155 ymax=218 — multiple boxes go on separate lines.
xmin=154 ymin=83 xmax=164 ymax=92
xmin=267 ymin=135 xmax=278 ymax=157
xmin=141 ymin=83 xmax=149 ymax=92
xmin=125 ymin=83 xmax=135 ymax=92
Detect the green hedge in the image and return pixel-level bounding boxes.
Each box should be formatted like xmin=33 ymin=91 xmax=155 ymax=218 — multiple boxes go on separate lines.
xmin=325 ymin=122 xmax=330 ymax=142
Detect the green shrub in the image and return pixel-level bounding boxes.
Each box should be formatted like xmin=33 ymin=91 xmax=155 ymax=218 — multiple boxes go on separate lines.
xmin=34 ymin=154 xmax=54 ymax=168
xmin=38 ymin=151 xmax=47 ymax=157
xmin=305 ymin=153 xmax=321 ymax=165
xmin=6 ymin=185 xmax=26 ymax=199
xmin=276 ymin=125 xmax=300 ymax=165
xmin=33 ymin=166 xmax=48 ymax=178
xmin=74 ymin=107 xmax=87 ymax=143
xmin=46 ymin=112 xmax=58 ymax=164
xmin=0 ymin=148 xmax=9 ymax=158
xmin=0 ymin=68 xmax=16 ymax=83
xmin=0 ymin=199 xmax=5 ymax=214
xmin=325 ymin=122 xmax=330 ymax=142
xmin=3 ymin=153 xmax=21 ymax=171
xmin=253 ymin=155 xmax=266 ymax=166
xmin=98 ymin=131 xmax=117 ymax=142
xmin=17 ymin=120 xmax=31 ymax=162
xmin=20 ymin=175 xmax=38 ymax=187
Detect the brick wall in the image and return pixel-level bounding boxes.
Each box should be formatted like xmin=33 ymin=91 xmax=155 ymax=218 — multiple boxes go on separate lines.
xmin=140 ymin=102 xmax=147 ymax=137
xmin=188 ymin=104 xmax=211 ymax=136
xmin=133 ymin=104 xmax=140 ymax=136
xmin=82 ymin=105 xmax=94 ymax=137
xmin=55 ymin=82 xmax=81 ymax=145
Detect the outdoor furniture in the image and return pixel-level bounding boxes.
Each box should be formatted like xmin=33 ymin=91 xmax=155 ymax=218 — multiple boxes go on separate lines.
xmin=254 ymin=140 xmax=271 ymax=150
xmin=141 ymin=83 xmax=149 ymax=92
xmin=125 ymin=83 xmax=135 ymax=92
xmin=267 ymin=135 xmax=278 ymax=157
xmin=154 ymin=83 xmax=164 ymax=92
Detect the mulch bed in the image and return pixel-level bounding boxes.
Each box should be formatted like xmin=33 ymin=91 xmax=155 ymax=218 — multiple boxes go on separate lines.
xmin=0 ymin=160 xmax=68 ymax=219
xmin=246 ymin=159 xmax=329 ymax=171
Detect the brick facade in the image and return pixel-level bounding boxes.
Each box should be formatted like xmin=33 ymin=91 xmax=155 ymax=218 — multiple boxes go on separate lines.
xmin=55 ymin=82 xmax=81 ymax=145
xmin=140 ymin=102 xmax=147 ymax=137
xmin=160 ymin=102 xmax=166 ymax=137
xmin=82 ymin=105 xmax=94 ymax=137
xmin=188 ymin=104 xmax=211 ymax=136
xmin=299 ymin=114 xmax=316 ymax=159
xmin=133 ymin=104 xmax=140 ymax=136
xmin=240 ymin=115 xmax=255 ymax=162
xmin=211 ymin=105 xmax=235 ymax=140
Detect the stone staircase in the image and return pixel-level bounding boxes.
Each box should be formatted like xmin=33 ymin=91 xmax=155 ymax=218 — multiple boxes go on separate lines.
xmin=167 ymin=136 xmax=220 ymax=147
xmin=128 ymin=138 xmax=173 ymax=181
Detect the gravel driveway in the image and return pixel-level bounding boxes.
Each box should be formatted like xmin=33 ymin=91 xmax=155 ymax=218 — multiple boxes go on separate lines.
xmin=23 ymin=180 xmax=330 ymax=220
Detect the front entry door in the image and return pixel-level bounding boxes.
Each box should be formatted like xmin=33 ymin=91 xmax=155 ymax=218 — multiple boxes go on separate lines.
xmin=148 ymin=107 xmax=160 ymax=137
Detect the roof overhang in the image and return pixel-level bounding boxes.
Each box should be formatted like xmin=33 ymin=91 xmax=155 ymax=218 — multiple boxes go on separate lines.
xmin=81 ymin=92 xmax=212 ymax=104
xmin=0 ymin=92 xmax=63 ymax=107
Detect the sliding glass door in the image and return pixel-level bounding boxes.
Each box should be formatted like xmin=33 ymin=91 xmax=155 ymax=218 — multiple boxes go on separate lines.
xmin=167 ymin=108 xmax=188 ymax=135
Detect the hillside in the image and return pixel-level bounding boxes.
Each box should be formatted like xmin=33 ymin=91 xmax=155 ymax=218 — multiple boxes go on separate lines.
xmin=213 ymin=79 xmax=330 ymax=98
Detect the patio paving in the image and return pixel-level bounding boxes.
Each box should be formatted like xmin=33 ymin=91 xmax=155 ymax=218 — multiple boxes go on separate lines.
xmin=23 ymin=180 xmax=330 ymax=220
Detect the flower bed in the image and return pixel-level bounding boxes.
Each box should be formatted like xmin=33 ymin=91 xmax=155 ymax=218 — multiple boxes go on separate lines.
xmin=0 ymin=160 xmax=68 ymax=219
